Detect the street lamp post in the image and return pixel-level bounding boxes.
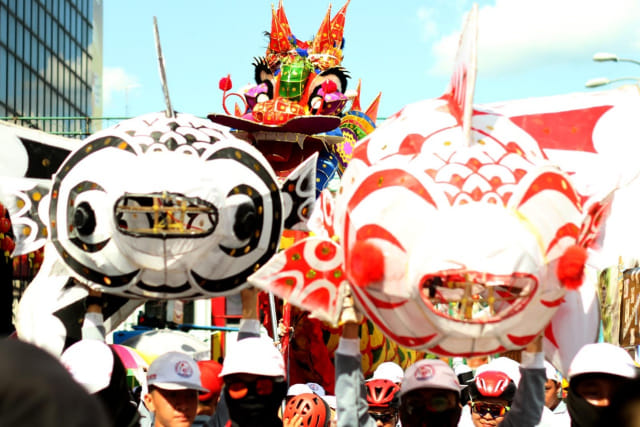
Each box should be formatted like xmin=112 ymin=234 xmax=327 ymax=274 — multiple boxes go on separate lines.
xmin=592 ymin=52 xmax=640 ymax=66
xmin=586 ymin=52 xmax=640 ymax=89
xmin=585 ymin=77 xmax=640 ymax=89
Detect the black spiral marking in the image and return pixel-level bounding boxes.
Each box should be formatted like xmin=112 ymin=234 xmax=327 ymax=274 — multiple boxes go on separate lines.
xmin=50 ymin=136 xmax=138 ymax=287
xmin=193 ymin=147 xmax=283 ymax=293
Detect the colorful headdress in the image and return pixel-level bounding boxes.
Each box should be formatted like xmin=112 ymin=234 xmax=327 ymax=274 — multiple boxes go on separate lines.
xmin=266 ymin=0 xmax=294 ymax=70
xmin=309 ymin=1 xmax=350 ymax=70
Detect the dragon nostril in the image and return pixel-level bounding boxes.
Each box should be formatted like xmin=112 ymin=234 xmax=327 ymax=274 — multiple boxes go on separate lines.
xmin=233 ymin=202 xmax=257 ymax=241
xmin=73 ymin=202 xmax=96 ymax=235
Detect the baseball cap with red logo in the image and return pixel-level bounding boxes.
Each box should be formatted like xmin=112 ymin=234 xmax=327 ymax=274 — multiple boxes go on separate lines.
xmin=400 ymin=359 xmax=462 ymax=396
xmin=147 ymin=351 xmax=209 ymax=393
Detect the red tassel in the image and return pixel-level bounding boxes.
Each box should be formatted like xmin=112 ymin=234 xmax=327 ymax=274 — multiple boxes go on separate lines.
xmin=556 ymin=245 xmax=587 ymax=290
xmin=218 ymin=74 xmax=232 ymax=92
xmin=349 ymin=240 xmax=384 ymax=288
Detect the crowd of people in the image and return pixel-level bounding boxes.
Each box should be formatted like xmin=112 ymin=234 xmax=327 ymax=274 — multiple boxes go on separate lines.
xmin=1 ymin=286 xmax=640 ymax=427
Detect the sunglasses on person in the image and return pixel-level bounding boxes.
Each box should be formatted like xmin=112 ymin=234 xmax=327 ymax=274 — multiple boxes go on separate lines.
xmin=227 ymin=378 xmax=275 ymax=400
xmin=470 ymin=401 xmax=510 ymax=418
xmin=369 ymin=411 xmax=396 ymax=423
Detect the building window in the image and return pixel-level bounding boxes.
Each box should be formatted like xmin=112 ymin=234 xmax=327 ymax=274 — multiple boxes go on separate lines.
xmin=0 ymin=47 xmax=7 ymax=102
xmin=0 ymin=5 xmax=8 ymax=45
xmin=8 ymin=14 xmax=15 ymax=50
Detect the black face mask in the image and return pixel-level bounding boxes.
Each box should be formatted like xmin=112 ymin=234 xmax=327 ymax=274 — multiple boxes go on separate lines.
xmin=400 ymin=406 xmax=462 ymax=427
xmin=566 ymin=389 xmax=607 ymax=427
xmin=224 ymin=379 xmax=287 ymax=427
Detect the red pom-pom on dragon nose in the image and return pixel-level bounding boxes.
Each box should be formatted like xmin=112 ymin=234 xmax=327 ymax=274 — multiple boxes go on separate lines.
xmin=556 ymin=245 xmax=588 ymax=290
xmin=349 ymin=240 xmax=384 ymax=288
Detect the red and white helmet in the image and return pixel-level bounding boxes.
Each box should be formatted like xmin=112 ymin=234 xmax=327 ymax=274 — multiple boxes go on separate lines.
xmin=366 ymin=378 xmax=401 ymax=409
xmin=468 ymin=371 xmax=516 ymax=402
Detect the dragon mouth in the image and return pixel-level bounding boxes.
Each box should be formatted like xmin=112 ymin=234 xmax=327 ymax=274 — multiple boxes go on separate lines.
xmin=115 ymin=192 xmax=218 ymax=238
xmin=420 ymin=271 xmax=537 ymax=323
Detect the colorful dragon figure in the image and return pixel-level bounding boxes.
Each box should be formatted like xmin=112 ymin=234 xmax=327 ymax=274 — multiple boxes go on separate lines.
xmin=247 ymin=5 xmax=631 ymax=371
xmin=0 ymin=112 xmax=316 ymax=355
xmin=216 ymin=0 xmax=352 ymax=125
xmin=208 ymin=0 xmax=381 ymax=194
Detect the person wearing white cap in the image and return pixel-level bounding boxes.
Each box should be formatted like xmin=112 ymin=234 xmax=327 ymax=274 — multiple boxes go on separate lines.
xmin=219 ymin=335 xmax=287 ymax=427
xmin=144 ymin=351 xmax=209 ymax=427
xmin=543 ymin=361 xmax=568 ymax=417
xmin=565 ymin=342 xmax=638 ymax=427
xmin=206 ymin=288 xmax=287 ymax=427
xmin=372 ymin=362 xmax=405 ymax=385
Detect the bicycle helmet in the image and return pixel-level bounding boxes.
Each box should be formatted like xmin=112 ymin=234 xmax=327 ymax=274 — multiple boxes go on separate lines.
xmin=467 ymin=370 xmax=516 ymax=403
xmin=284 ymin=392 xmax=330 ymax=427
xmin=366 ymin=378 xmax=401 ymax=409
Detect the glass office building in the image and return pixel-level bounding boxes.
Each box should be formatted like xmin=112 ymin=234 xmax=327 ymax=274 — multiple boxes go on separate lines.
xmin=0 ymin=0 xmax=102 ymax=135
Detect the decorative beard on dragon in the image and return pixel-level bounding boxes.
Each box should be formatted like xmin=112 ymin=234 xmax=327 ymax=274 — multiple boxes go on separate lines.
xmin=249 ymin=5 xmax=613 ymax=362
xmin=0 ymin=113 xmax=316 ymax=355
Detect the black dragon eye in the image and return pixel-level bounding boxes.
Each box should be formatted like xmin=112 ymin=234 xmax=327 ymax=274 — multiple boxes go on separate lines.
xmin=233 ymin=202 xmax=257 ymax=241
xmin=73 ymin=202 xmax=96 ymax=236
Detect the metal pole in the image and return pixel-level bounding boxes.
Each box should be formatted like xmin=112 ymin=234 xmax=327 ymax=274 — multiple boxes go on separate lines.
xmin=153 ymin=17 xmax=175 ymax=118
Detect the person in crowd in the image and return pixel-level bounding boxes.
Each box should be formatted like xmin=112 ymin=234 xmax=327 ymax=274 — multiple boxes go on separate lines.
xmin=143 ymin=351 xmax=209 ymax=427
xmin=335 ymin=291 xmax=545 ymax=427
xmin=218 ymin=335 xmax=287 ymax=427
xmin=61 ymin=339 xmax=141 ymax=426
xmin=466 ymin=370 xmax=516 ymax=426
xmin=283 ymin=392 xmax=332 ymax=427
xmin=399 ymin=359 xmax=465 ymax=427
xmin=371 ymin=362 xmax=404 ymax=385
xmin=566 ymin=342 xmax=638 ymax=427
xmin=543 ymin=361 xmax=564 ymax=413
xmin=365 ymin=378 xmax=401 ymax=427
xmin=193 ymin=360 xmax=224 ymax=426
xmin=538 ymin=360 xmax=570 ymax=426
xmin=0 ymin=338 xmax=110 ymax=427
xmin=207 ymin=287 xmax=286 ymax=427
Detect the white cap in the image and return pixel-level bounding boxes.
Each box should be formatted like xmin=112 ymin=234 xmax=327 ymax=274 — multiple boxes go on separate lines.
xmin=61 ymin=340 xmax=114 ymax=394
xmin=287 ymin=383 xmax=313 ymax=396
xmin=306 ymin=382 xmax=326 ymax=396
xmin=568 ymin=343 xmax=637 ymax=380
xmin=220 ymin=337 xmax=285 ymax=378
xmin=476 ymin=357 xmax=521 ymax=386
xmin=401 ymin=359 xmax=462 ymax=396
xmin=322 ymin=395 xmax=337 ymax=410
xmin=147 ymin=351 xmax=208 ymax=392
xmin=544 ymin=361 xmax=562 ymax=383
xmin=373 ymin=362 xmax=404 ymax=384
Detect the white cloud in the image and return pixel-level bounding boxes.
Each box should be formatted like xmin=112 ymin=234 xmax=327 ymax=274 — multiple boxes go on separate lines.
xmin=102 ymin=67 xmax=141 ymax=108
xmin=428 ymin=0 xmax=640 ymax=76
xmin=417 ymin=7 xmax=439 ymax=42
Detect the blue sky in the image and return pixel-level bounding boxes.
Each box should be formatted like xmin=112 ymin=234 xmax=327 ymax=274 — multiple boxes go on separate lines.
xmin=102 ymin=0 xmax=640 ymax=120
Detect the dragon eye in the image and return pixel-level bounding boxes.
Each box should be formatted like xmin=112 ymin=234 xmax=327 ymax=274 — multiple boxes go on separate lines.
xmin=233 ymin=202 xmax=258 ymax=241
xmin=73 ymin=202 xmax=96 ymax=236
